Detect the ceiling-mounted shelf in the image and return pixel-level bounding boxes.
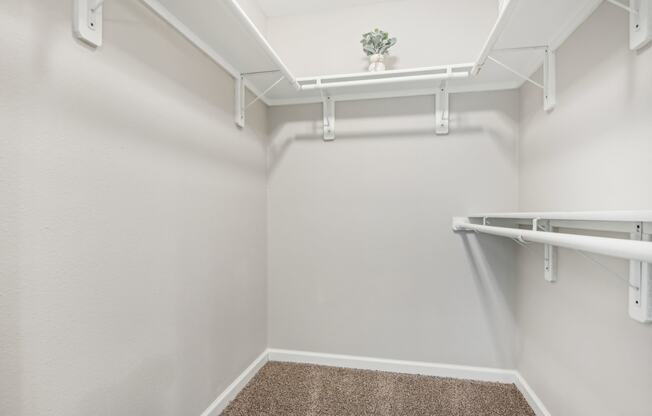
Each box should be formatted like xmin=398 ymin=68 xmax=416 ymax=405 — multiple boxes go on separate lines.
xmin=474 ymin=0 xmax=603 ymax=76
xmin=267 ymin=0 xmax=611 ymax=106
xmin=138 ymin=0 xmax=604 ymax=107
xmin=473 ymin=0 xmax=605 ymax=111
xmin=128 ymin=0 xmax=646 ymax=133
xmin=139 ymin=0 xmax=301 ymax=100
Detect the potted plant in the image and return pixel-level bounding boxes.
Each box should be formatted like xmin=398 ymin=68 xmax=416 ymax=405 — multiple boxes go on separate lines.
xmin=360 ymin=28 xmax=397 ymax=72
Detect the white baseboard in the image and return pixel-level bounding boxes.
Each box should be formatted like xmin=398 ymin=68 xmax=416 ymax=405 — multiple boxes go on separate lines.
xmin=513 ymin=372 xmax=552 ymax=416
xmin=267 ymin=348 xmax=516 ymax=383
xmin=199 ymin=350 xmax=268 ymax=416
xmin=200 ymin=348 xmax=550 ymax=416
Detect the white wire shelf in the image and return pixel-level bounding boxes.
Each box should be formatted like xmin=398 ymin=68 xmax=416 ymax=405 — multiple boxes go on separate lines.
xmin=465 ymin=210 xmax=652 ymax=223
xmin=139 ymin=0 xmax=301 ymax=101
xmin=473 ymin=0 xmax=602 ymax=76
xmin=139 ymin=0 xmax=603 ymax=106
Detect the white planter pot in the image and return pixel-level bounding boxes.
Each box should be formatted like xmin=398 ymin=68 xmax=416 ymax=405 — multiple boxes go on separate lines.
xmin=368 ymin=54 xmax=386 ymax=72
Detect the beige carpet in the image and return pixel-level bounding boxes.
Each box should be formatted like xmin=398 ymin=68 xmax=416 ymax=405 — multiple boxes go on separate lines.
xmin=221 ymin=362 xmax=535 ymax=416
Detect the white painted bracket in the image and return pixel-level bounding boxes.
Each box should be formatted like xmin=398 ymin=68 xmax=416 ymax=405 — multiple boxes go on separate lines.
xmin=73 ymin=0 xmax=104 ymax=47
xmin=235 ymin=75 xmax=245 ymax=128
xmin=234 ymin=74 xmax=284 ymax=128
xmin=608 ymin=0 xmax=652 ymax=49
xmin=323 ymin=96 xmax=335 ymax=141
xmin=435 ymin=84 xmax=449 ymax=135
xmin=631 ymin=0 xmax=652 ymax=49
xmin=488 ymin=47 xmax=555 ymax=112
xmin=543 ymin=48 xmax=556 ymax=112
xmin=629 ymin=223 xmax=652 ymax=323
xmin=533 ymin=219 xmax=557 ymax=281
xmin=534 ymin=219 xmax=557 ymax=282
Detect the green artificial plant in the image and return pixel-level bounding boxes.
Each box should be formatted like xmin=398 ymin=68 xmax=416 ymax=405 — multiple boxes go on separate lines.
xmin=360 ymin=28 xmax=397 ymax=56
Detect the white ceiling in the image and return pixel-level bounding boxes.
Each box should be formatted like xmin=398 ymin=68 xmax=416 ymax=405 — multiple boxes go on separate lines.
xmin=254 ymin=0 xmax=403 ymax=18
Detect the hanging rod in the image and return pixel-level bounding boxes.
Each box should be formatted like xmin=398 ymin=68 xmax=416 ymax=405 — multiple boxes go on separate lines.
xmin=454 ymin=211 xmax=652 ymax=323
xmin=452 ymin=219 xmax=652 ymax=263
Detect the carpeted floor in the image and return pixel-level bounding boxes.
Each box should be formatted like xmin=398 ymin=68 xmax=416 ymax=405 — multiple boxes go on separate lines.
xmin=221 ymin=362 xmax=535 ymax=416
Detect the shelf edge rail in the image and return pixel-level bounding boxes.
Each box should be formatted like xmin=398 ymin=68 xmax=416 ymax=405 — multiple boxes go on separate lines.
xmin=298 ymin=64 xmax=472 ymax=91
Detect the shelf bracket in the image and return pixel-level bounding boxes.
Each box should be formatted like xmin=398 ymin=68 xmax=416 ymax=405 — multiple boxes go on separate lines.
xmin=629 ymin=223 xmax=652 ymax=323
xmin=487 ymin=56 xmax=543 ymax=90
xmin=534 ymin=219 xmax=557 ymax=282
xmin=235 ymin=74 xmax=245 ymax=128
xmin=322 ymin=95 xmax=335 ymax=141
xmin=607 ymin=0 xmax=652 ymax=49
xmin=73 ymin=0 xmax=104 ymax=47
xmin=246 ymin=76 xmax=284 ymax=109
xmin=543 ymin=48 xmax=556 ymax=112
xmin=487 ymin=47 xmax=556 ymax=112
xmin=435 ymin=83 xmax=449 ymax=135
xmin=235 ymin=72 xmax=284 ymax=128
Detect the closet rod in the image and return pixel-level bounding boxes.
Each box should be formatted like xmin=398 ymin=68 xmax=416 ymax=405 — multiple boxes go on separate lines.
xmin=453 ymin=221 xmax=652 ymax=263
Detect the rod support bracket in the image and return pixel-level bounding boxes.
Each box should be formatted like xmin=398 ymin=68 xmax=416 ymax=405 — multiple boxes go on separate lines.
xmin=323 ymin=96 xmax=335 ymax=141
xmin=534 ymin=219 xmax=557 ymax=282
xmin=629 ymin=222 xmax=652 ymax=323
xmin=435 ymin=83 xmax=449 ymax=135
xmin=235 ymin=75 xmax=245 ymax=128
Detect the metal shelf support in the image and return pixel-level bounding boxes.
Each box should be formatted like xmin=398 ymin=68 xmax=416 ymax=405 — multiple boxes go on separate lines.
xmin=435 ymin=83 xmax=450 ymax=135
xmin=543 ymin=48 xmax=556 ymax=112
xmin=534 ymin=218 xmax=557 ymax=282
xmin=235 ymin=74 xmax=285 ymax=128
xmin=630 ymin=223 xmax=652 ymax=323
xmin=487 ymin=56 xmax=543 ymax=89
xmin=323 ymin=96 xmax=335 ymax=141
xmin=606 ymin=0 xmax=652 ymax=50
xmin=235 ymin=75 xmax=245 ymax=128
xmin=487 ymin=46 xmax=556 ymax=112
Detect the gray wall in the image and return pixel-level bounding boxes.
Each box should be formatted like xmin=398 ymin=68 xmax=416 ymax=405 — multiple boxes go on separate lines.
xmin=267 ymin=91 xmax=520 ymax=368
xmin=4 ymin=1 xmax=651 ymax=415
xmin=517 ymin=4 xmax=652 ymax=416
xmin=0 ymin=1 xmax=268 ymax=415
